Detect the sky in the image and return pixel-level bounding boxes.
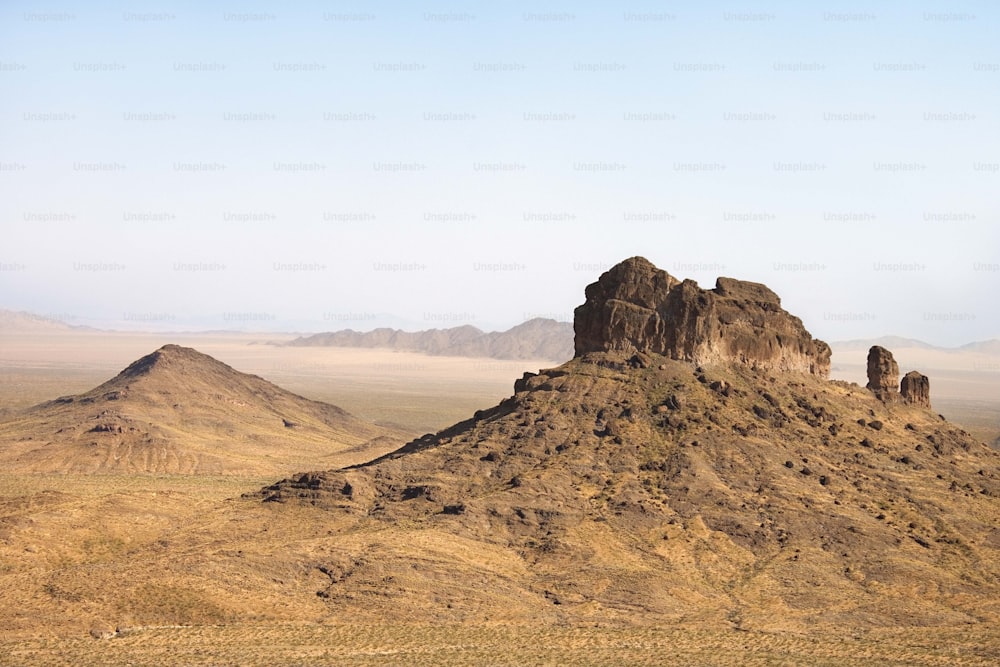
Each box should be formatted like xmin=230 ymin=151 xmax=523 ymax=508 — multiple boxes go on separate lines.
xmin=1 ymin=1 xmax=997 ymax=345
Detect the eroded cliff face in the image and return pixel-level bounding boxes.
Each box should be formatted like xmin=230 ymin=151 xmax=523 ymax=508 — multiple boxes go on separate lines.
xmin=573 ymin=257 xmax=832 ymax=377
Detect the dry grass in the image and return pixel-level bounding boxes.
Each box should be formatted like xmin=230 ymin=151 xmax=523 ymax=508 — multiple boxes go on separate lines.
xmin=3 ymin=623 xmax=998 ymax=666
xmin=0 ymin=473 xmax=270 ymax=500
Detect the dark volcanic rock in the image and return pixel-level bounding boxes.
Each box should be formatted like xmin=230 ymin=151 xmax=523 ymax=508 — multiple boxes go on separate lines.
xmin=866 ymin=345 xmax=900 ymax=403
xmin=573 ymin=257 xmax=831 ymax=376
xmin=901 ymin=370 xmax=931 ymax=408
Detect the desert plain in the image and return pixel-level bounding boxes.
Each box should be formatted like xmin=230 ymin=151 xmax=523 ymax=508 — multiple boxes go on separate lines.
xmin=0 ymin=319 xmax=998 ymax=666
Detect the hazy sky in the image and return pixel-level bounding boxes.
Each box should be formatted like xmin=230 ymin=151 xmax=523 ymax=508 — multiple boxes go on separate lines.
xmin=1 ymin=1 xmax=997 ymax=345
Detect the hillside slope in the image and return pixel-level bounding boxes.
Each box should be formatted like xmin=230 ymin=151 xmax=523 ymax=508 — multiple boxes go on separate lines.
xmin=257 ymin=258 xmax=1000 ymax=629
xmin=0 ymin=344 xmax=411 ymax=475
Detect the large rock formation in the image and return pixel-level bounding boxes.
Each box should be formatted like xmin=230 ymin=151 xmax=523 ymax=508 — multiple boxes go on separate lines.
xmin=866 ymin=345 xmax=901 ymax=403
xmin=573 ymin=256 xmax=831 ymax=376
xmin=866 ymin=346 xmax=932 ymax=408
xmin=242 ymin=256 xmax=1000 ymax=633
xmin=901 ymin=370 xmax=931 ymax=408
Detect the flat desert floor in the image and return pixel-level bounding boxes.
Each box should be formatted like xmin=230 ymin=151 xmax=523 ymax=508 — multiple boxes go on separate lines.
xmin=1 ymin=330 xmax=998 ymax=664
xmin=7 ymin=623 xmax=1000 ymax=666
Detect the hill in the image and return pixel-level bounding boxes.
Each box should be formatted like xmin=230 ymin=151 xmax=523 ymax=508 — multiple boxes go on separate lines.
xmin=959 ymin=339 xmax=1000 ymax=355
xmin=285 ymin=317 xmax=573 ymax=362
xmin=0 ymin=344 xmax=411 ymax=475
xmin=0 ymin=309 xmax=81 ymax=332
xmin=256 ymin=257 xmax=1000 ymax=629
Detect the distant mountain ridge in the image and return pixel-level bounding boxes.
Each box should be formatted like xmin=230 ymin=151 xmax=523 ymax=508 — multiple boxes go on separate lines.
xmin=0 ymin=310 xmax=88 ymax=332
xmin=3 ymin=309 xmax=994 ymax=359
xmin=831 ymin=335 xmax=1000 ymax=354
xmin=284 ymin=317 xmax=574 ymax=361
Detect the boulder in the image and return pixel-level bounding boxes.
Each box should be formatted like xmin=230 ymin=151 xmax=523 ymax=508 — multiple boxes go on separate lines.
xmin=573 ymin=257 xmax=831 ymax=376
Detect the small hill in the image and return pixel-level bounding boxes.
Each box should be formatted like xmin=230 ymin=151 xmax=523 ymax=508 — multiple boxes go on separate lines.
xmin=285 ymin=317 xmax=573 ymax=362
xmin=832 ymin=336 xmax=1000 ymax=355
xmin=256 ymin=257 xmax=1000 ymax=630
xmin=0 ymin=309 xmax=79 ymax=332
xmin=959 ymin=339 xmax=1000 ymax=355
xmin=830 ymin=336 xmax=940 ymax=352
xmin=0 ymin=344 xmax=410 ymax=475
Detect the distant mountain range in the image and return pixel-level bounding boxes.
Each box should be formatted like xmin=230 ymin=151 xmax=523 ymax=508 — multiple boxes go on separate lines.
xmin=0 ymin=310 xmax=89 ymax=332
xmin=2 ymin=309 xmax=995 ymax=360
xmin=830 ymin=335 xmax=1000 ymax=354
xmin=284 ymin=317 xmax=575 ymax=362
xmin=287 ymin=325 xmax=999 ymax=361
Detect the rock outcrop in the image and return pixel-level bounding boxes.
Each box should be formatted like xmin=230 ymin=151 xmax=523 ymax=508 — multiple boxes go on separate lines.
xmin=866 ymin=345 xmax=900 ymax=403
xmin=251 ymin=256 xmax=999 ymax=632
xmin=573 ymin=256 xmax=831 ymax=376
xmin=901 ymin=370 xmax=931 ymax=408
xmin=866 ymin=346 xmax=932 ymax=408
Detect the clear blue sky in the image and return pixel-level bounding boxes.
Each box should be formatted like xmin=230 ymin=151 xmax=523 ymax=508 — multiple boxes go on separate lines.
xmin=1 ymin=1 xmax=997 ymax=345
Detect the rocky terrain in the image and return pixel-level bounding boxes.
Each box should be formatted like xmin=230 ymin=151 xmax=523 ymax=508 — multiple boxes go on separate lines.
xmin=0 ymin=258 xmax=998 ymax=663
xmin=285 ymin=317 xmax=573 ymax=362
xmin=257 ymin=257 xmax=1000 ymax=629
xmin=0 ymin=344 xmax=411 ymax=475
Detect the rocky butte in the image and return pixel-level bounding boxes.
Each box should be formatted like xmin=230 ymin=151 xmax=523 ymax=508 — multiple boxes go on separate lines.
xmin=250 ymin=256 xmax=997 ymax=630
xmin=573 ymin=256 xmax=832 ymax=376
